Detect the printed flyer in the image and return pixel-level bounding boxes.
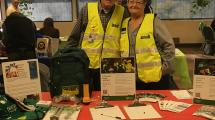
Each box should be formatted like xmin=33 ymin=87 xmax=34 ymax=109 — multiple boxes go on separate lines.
xmin=193 ymin=58 xmax=215 ymax=105
xmin=2 ymin=59 xmax=41 ymax=100
xmin=100 ymin=57 xmax=135 ymax=100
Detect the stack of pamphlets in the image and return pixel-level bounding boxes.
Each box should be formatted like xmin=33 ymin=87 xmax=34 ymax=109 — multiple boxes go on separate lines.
xmin=171 ymin=90 xmax=192 ymax=99
xmin=193 ymin=105 xmax=215 ymax=120
xmin=158 ymin=100 xmax=192 ymax=112
xmin=43 ymin=104 xmax=81 ymax=120
xmin=137 ymin=93 xmax=166 ymax=102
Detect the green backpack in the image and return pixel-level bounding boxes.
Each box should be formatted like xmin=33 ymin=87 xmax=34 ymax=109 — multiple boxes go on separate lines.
xmin=50 ymin=48 xmax=90 ymax=99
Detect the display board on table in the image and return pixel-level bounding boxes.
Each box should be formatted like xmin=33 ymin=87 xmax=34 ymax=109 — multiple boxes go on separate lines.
xmin=2 ymin=59 xmax=41 ymax=100
xmin=100 ymin=57 xmax=136 ymax=100
xmin=193 ymin=58 xmax=215 ymax=105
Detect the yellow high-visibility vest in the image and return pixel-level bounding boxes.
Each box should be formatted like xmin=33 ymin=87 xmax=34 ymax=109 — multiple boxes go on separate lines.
xmin=82 ymin=3 xmax=124 ymax=69
xmin=120 ymin=14 xmax=162 ymax=83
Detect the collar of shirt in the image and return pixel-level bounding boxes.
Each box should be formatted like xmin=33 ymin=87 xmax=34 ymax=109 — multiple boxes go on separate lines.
xmin=98 ymin=0 xmax=115 ymax=14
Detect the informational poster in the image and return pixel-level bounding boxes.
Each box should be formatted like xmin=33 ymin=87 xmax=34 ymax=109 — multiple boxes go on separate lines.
xmin=2 ymin=59 xmax=41 ymax=100
xmin=100 ymin=57 xmax=135 ymax=100
xmin=193 ymin=58 xmax=215 ymax=105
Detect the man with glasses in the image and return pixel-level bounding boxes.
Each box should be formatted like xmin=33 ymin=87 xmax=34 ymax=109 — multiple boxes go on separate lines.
xmin=6 ymin=0 xmax=20 ymax=17
xmin=67 ymin=0 xmax=128 ymax=90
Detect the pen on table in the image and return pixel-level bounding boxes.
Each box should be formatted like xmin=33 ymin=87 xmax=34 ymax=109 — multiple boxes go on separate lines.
xmin=95 ymin=105 xmax=113 ymax=109
xmin=100 ymin=114 xmax=122 ymax=120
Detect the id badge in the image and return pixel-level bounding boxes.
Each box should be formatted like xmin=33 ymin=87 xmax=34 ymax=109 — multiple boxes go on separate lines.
xmin=88 ymin=34 xmax=94 ymax=43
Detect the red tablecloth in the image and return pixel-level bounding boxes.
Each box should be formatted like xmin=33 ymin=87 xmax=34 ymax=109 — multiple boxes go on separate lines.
xmin=41 ymin=90 xmax=206 ymax=120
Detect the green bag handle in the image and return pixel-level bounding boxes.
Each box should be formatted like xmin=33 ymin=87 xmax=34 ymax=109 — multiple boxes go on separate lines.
xmin=52 ymin=48 xmax=90 ymax=84
xmin=54 ymin=48 xmax=89 ymax=68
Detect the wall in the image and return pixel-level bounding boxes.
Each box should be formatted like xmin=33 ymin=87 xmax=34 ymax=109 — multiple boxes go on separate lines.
xmin=35 ymin=0 xmax=213 ymax=43
xmin=0 ymin=0 xmax=6 ymax=20
xmin=34 ymin=0 xmax=77 ymax=38
xmin=41 ymin=19 xmax=213 ymax=43
xmin=1 ymin=0 xmax=213 ymax=43
xmin=35 ymin=21 xmax=76 ymax=37
xmin=34 ymin=0 xmax=208 ymax=43
xmin=1 ymin=0 xmax=77 ymax=37
xmin=164 ymin=19 xmax=213 ymax=44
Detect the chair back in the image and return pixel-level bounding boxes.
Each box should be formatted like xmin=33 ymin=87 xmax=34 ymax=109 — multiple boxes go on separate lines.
xmin=202 ymin=26 xmax=215 ymax=43
xmin=200 ymin=25 xmax=215 ymax=55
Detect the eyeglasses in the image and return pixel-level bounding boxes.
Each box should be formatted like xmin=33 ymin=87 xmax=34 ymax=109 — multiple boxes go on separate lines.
xmin=128 ymin=0 xmax=145 ymax=5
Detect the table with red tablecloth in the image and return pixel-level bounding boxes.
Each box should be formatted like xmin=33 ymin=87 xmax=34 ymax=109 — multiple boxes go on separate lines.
xmin=41 ymin=90 xmax=207 ymax=120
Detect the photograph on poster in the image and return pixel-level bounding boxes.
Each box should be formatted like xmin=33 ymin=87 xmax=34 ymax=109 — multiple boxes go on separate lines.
xmin=194 ymin=58 xmax=215 ymax=76
xmin=101 ymin=57 xmax=135 ymax=73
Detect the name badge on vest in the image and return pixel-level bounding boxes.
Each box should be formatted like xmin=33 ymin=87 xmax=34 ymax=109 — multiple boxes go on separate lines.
xmin=141 ymin=34 xmax=150 ymax=39
xmin=88 ymin=26 xmax=96 ymax=43
xmin=121 ymin=28 xmax=126 ymax=34
xmin=112 ymin=23 xmax=119 ymax=28
xmin=88 ymin=34 xmax=95 ymax=43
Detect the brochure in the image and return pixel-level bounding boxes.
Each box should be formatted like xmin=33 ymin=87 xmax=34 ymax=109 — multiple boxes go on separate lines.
xmin=100 ymin=57 xmax=135 ymax=100
xmin=137 ymin=92 xmax=166 ymax=102
xmin=2 ymin=59 xmax=41 ymax=100
xmin=158 ymin=100 xmax=192 ymax=112
xmin=193 ymin=58 xmax=215 ymax=105
xmin=171 ymin=90 xmax=192 ymax=99
xmin=43 ymin=104 xmax=81 ymax=120
xmin=90 ymin=106 xmax=125 ymax=120
xmin=193 ymin=105 xmax=215 ymax=120
xmin=124 ymin=104 xmax=162 ymax=119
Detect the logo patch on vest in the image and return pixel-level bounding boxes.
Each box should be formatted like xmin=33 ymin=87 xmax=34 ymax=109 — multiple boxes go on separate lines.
xmin=141 ymin=34 xmax=150 ymax=39
xmin=112 ymin=23 xmax=119 ymax=28
xmin=121 ymin=28 xmax=126 ymax=34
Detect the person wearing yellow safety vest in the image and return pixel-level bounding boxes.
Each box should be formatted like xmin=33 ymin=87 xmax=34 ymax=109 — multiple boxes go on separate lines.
xmin=67 ymin=0 xmax=129 ymax=90
xmin=120 ymin=0 xmax=177 ymax=90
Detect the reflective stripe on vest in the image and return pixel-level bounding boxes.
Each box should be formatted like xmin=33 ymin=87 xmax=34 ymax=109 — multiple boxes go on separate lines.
xmin=120 ymin=14 xmax=162 ymax=83
xmin=83 ymin=34 xmax=120 ymax=43
xmin=82 ymin=3 xmax=124 ymax=69
xmin=82 ymin=48 xmax=119 ymax=55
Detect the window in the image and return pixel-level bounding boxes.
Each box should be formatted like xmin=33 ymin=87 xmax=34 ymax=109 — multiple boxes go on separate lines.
xmin=0 ymin=12 xmax=1 ymax=22
xmin=0 ymin=2 xmax=2 ymax=22
xmin=6 ymin=0 xmax=73 ymax=21
xmin=77 ymin=0 xmax=97 ymax=14
xmin=152 ymin=0 xmax=215 ymax=19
